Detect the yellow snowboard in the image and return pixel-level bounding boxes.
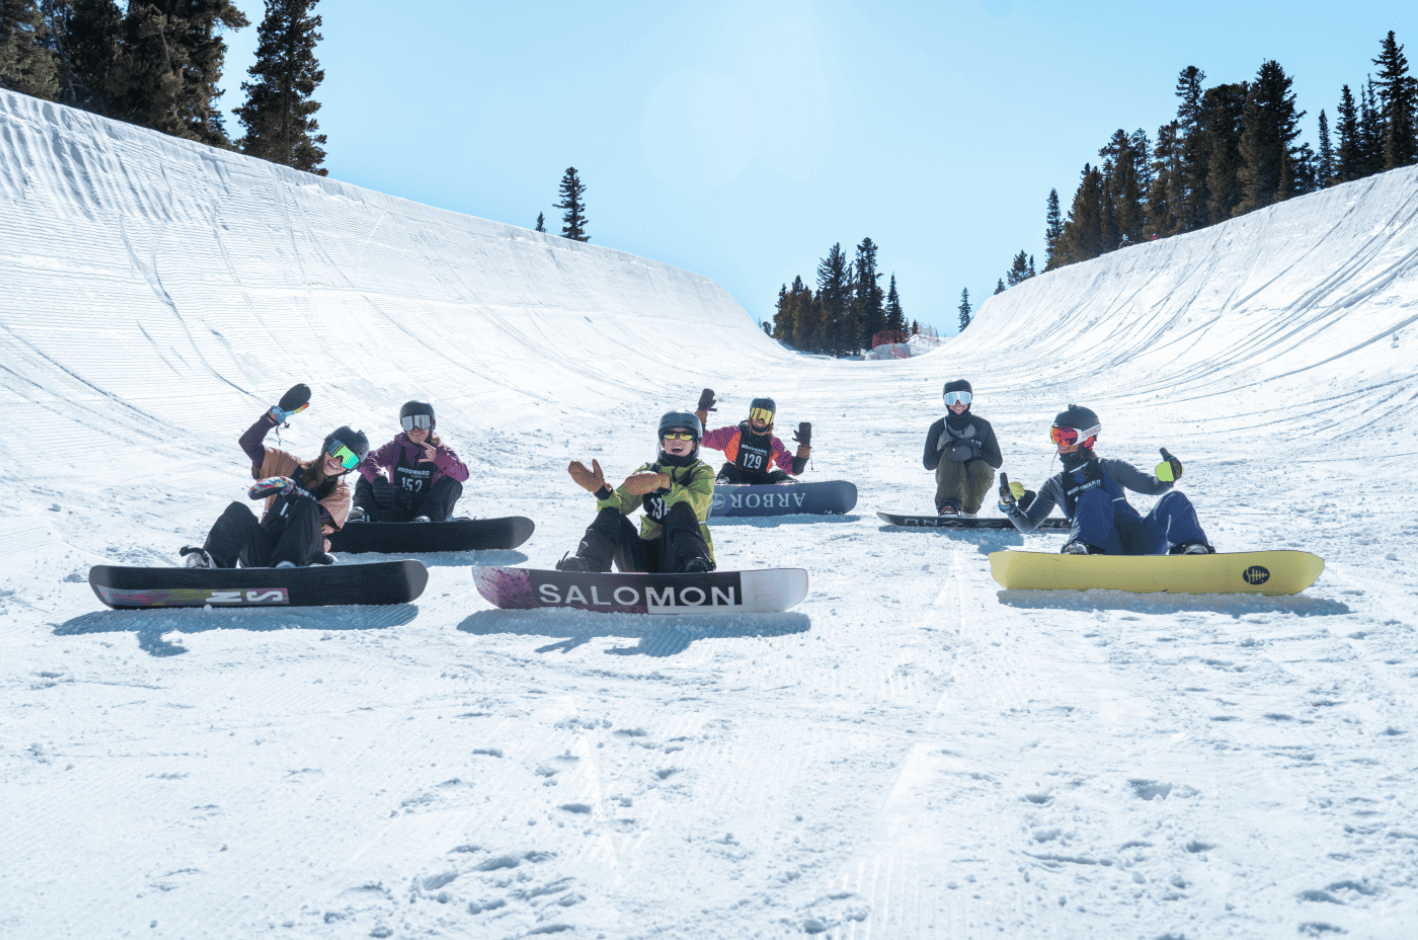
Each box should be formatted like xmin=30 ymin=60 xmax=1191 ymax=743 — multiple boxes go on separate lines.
xmin=989 ymin=550 xmax=1325 ymax=595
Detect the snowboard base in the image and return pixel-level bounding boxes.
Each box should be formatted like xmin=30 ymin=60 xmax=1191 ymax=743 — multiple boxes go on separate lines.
xmin=989 ymin=550 xmax=1324 ymax=595
xmin=89 ymin=560 xmax=429 ymax=609
xmin=328 ymin=516 xmax=534 ymax=554
xmin=710 ymin=480 xmax=857 ymax=517
xmin=472 ymin=566 xmax=809 ymax=615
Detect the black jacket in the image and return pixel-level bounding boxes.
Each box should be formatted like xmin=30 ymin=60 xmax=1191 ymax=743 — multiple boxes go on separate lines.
xmin=923 ymin=412 xmax=1003 ymax=471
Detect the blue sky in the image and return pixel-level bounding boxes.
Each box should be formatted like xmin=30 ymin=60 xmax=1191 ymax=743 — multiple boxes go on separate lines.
xmin=217 ymin=1 xmax=1418 ymax=334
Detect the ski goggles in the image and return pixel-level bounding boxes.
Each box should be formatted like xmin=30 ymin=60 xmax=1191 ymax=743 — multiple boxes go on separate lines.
xmin=943 ymin=391 xmax=972 ymax=407
xmin=400 ymin=414 xmax=433 ymax=432
xmin=1050 ymin=425 xmax=1097 ymax=447
xmin=326 ymin=440 xmax=362 ymax=470
xmin=662 ymin=431 xmax=695 ymax=441
xmin=749 ymin=406 xmax=774 ymax=424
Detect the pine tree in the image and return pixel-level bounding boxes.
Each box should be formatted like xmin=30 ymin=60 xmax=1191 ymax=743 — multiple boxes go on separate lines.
xmin=50 ymin=0 xmax=122 ymax=113
xmin=1316 ymin=109 xmax=1334 ymax=187
xmin=1174 ymin=65 xmax=1209 ymax=232
xmin=535 ymin=212 xmax=545 ymax=233
xmin=1336 ymin=85 xmax=1361 ymax=182
xmin=957 ymin=288 xmax=971 ymax=332
xmin=1235 ymin=60 xmax=1306 ymax=215
xmin=993 ymin=278 xmax=1005 ymax=295
xmin=1359 ymin=79 xmax=1384 ymax=176
xmin=1099 ymin=128 xmax=1144 ymax=244
xmin=1061 ymin=162 xmax=1106 ymax=263
xmin=852 ymin=237 xmax=884 ymax=348
xmin=234 ymin=0 xmax=326 ymax=174
xmin=555 ymin=167 xmax=588 ymax=241
xmin=1372 ymin=30 xmax=1418 ymax=170
xmin=883 ymin=273 xmax=905 ymax=336
xmin=1044 ymin=188 xmax=1065 ymax=270
xmin=0 ymin=0 xmax=59 ymax=99
xmin=1200 ymin=81 xmax=1248 ymax=223
xmin=1005 ymin=250 xmax=1033 ymax=287
xmin=1146 ymin=121 xmax=1181 ymax=238
xmin=815 ymin=243 xmax=851 ymax=357
xmin=109 ymin=0 xmax=250 ymax=146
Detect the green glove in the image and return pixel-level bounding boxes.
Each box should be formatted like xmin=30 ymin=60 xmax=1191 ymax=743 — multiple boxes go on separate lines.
xmin=1155 ymin=448 xmax=1183 ymax=483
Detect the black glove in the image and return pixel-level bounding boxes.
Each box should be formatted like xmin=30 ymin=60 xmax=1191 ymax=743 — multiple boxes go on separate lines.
xmin=697 ymin=388 xmax=717 ymax=412
xmin=767 ymin=469 xmax=790 ymax=484
xmin=269 ymin=383 xmax=311 ymax=424
xmin=793 ymin=422 xmax=811 ymax=447
xmin=945 ymin=442 xmax=974 ymax=463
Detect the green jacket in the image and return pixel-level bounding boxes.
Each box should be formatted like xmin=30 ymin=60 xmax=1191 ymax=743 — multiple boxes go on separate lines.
xmin=596 ymin=459 xmax=716 ymax=561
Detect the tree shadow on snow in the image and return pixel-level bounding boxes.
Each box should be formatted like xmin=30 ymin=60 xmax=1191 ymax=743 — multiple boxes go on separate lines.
xmin=710 ymin=514 xmax=860 ymax=528
xmin=54 ymin=604 xmax=418 ymax=657
xmin=456 ymin=609 xmax=812 ymax=658
xmin=996 ymin=590 xmax=1351 ymax=618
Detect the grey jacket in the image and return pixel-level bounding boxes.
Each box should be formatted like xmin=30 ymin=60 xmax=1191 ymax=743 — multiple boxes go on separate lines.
xmin=1010 ymin=457 xmax=1173 ymax=532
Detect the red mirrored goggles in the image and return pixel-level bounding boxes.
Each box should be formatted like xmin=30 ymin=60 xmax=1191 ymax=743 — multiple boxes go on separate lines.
xmin=1050 ymin=425 xmax=1097 ymax=448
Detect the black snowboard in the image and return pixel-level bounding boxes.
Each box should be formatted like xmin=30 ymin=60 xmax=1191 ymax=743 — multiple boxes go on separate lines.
xmin=88 ymin=560 xmax=429 ymax=609
xmin=876 ymin=511 xmax=1071 ymax=530
xmin=328 ymin=517 xmax=535 ymax=554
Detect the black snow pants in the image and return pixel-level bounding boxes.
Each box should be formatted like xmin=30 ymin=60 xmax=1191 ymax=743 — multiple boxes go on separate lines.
xmin=203 ymin=499 xmax=323 ymax=568
xmin=572 ymin=503 xmax=714 ymax=573
xmin=716 ymin=463 xmax=789 ymax=485
xmin=354 ymin=474 xmax=463 ymax=522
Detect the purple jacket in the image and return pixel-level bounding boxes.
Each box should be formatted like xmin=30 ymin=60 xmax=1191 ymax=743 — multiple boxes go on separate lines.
xmin=359 ymin=434 xmax=470 ymax=486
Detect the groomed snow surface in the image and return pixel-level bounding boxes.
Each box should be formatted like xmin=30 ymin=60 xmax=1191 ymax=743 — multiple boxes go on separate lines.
xmin=3 ymin=89 xmax=1417 ymax=939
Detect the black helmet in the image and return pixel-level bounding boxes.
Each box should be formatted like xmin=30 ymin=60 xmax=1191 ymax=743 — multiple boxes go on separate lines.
xmin=943 ymin=379 xmax=973 ymax=408
xmin=657 ymin=410 xmax=702 ymax=461
xmin=1052 ymin=404 xmax=1100 ymax=448
xmin=400 ymin=400 xmax=435 ymax=431
xmin=323 ymin=426 xmax=370 ymax=468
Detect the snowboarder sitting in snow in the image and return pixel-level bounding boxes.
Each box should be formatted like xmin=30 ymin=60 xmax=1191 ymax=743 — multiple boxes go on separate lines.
xmin=694 ymin=389 xmax=810 ymax=485
xmin=182 ymin=384 xmax=367 ymax=568
xmin=999 ymin=403 xmax=1214 ymax=555
xmin=556 ymin=411 xmax=716 ymax=574
xmin=922 ymin=379 xmax=1002 ymax=516
xmin=350 ymin=400 xmax=469 ymax=523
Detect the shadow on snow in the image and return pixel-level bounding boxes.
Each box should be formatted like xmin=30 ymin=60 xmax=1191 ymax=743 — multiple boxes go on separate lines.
xmin=877 ymin=525 xmax=1029 ymax=553
xmin=332 ymin=549 xmax=528 ymax=568
xmin=54 ymin=604 xmax=419 ymax=657
xmin=996 ymin=589 xmax=1351 ymax=617
xmin=456 ymin=609 xmax=811 ymax=658
xmin=709 ymin=514 xmax=859 ymax=528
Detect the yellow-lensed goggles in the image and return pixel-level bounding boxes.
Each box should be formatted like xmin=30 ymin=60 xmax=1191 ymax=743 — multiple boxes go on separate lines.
xmin=663 ymin=431 xmax=694 ymax=441
xmin=749 ymin=406 xmax=774 ymax=424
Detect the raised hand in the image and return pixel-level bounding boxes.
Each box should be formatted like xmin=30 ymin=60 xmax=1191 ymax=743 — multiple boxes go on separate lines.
xmin=269 ymin=383 xmax=311 ymax=424
xmin=793 ymin=421 xmax=811 ymax=447
xmin=568 ymin=459 xmax=606 ymax=493
xmin=997 ymin=473 xmax=1025 ymax=515
xmin=623 ymin=471 xmax=670 ymax=495
xmin=249 ymin=476 xmax=295 ymax=500
xmin=697 ymin=388 xmax=717 ymax=412
xmin=419 ymin=442 xmax=438 ymax=463
xmin=1155 ymin=447 xmax=1184 ymax=483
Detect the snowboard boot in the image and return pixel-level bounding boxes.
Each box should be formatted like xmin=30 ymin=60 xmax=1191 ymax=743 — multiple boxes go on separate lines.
xmin=311 ymin=552 xmax=338 ymax=565
xmin=412 ymin=515 xmax=432 ymax=523
xmin=347 ymin=505 xmax=368 ymax=523
xmin=1062 ymin=541 xmax=1106 ymax=555
xmin=1170 ymin=540 xmax=1215 ymax=555
xmin=937 ymin=498 xmax=963 ymax=516
xmin=180 ymin=546 xmax=213 ymax=568
xmin=556 ymin=527 xmax=615 ymax=573
xmin=682 ymin=556 xmax=714 ymax=574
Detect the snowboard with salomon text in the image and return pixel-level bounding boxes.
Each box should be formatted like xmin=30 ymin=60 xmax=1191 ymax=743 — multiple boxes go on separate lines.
xmin=472 ymin=566 xmax=808 ymax=615
xmin=988 ymin=550 xmax=1324 ymax=595
xmin=329 ymin=516 xmax=534 ymax=554
xmin=709 ymin=481 xmax=856 ymax=518
xmin=89 ymin=560 xmax=429 ymax=609
xmin=877 ymin=511 xmax=1070 ymax=530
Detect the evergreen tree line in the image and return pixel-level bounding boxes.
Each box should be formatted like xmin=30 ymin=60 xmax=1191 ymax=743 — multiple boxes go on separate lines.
xmin=769 ymin=237 xmax=909 ymax=357
xmin=0 ymin=0 xmax=328 ymax=174
xmin=1039 ymin=31 xmax=1418 ymax=272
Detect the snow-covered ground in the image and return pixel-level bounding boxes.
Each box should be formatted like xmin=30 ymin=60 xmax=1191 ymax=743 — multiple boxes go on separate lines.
xmin=3 ymin=88 xmax=1417 ymax=939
